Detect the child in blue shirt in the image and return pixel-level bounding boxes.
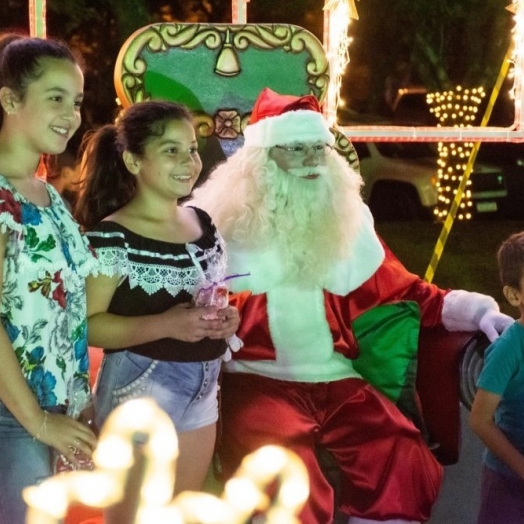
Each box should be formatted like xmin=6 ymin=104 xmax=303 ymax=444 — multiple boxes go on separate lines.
xmin=470 ymin=231 xmax=524 ymax=524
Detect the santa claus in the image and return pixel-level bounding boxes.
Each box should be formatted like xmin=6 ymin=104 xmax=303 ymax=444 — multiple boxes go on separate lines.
xmin=190 ymin=88 xmax=512 ymax=524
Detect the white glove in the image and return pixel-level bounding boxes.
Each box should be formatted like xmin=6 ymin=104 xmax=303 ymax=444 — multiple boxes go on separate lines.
xmin=478 ymin=309 xmax=514 ymax=342
xmin=221 ymin=334 xmax=244 ymax=362
xmin=442 ymin=289 xmax=513 ymax=339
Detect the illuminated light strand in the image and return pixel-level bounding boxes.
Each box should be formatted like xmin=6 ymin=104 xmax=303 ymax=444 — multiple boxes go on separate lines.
xmin=424 ymin=41 xmax=515 ymax=283
xmin=339 ymin=125 xmax=524 ymax=141
xmin=23 ymin=399 xmax=309 ymax=524
xmin=428 ymin=86 xmax=487 ymax=222
xmin=323 ymin=0 xmax=356 ymax=125
xmin=325 ymin=0 xmax=359 ymax=19
xmin=29 ymin=0 xmax=46 ymax=38
xmin=507 ymin=2 xmax=520 ymax=14
xmin=509 ymin=2 xmax=524 ymax=129
xmin=231 ymin=0 xmax=250 ymax=24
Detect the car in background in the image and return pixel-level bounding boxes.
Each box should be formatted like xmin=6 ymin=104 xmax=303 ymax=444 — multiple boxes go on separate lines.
xmin=475 ymin=141 xmax=524 ymax=219
xmin=351 ymin=141 xmax=508 ymax=221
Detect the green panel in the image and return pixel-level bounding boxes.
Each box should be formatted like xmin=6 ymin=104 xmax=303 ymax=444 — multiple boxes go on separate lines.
xmin=115 ymin=23 xmax=328 ymax=169
xmin=352 ymin=301 xmax=420 ymax=403
xmin=142 ymin=46 xmax=314 ymax=115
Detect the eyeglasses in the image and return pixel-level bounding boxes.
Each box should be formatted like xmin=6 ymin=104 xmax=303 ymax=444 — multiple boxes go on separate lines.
xmin=274 ymin=144 xmax=334 ymax=158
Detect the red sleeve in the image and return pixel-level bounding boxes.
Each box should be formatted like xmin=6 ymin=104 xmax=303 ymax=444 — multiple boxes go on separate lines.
xmin=348 ymin=238 xmax=449 ymax=327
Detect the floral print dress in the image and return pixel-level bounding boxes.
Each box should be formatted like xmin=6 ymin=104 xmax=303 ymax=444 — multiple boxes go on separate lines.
xmin=0 ymin=175 xmax=98 ymax=407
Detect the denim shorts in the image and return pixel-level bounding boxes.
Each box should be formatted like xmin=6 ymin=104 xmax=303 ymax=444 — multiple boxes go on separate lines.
xmin=0 ymin=402 xmax=54 ymax=524
xmin=94 ymin=351 xmax=221 ymax=433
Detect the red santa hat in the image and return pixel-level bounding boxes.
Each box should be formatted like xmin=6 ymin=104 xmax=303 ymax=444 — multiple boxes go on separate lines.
xmin=243 ymin=87 xmax=335 ymax=148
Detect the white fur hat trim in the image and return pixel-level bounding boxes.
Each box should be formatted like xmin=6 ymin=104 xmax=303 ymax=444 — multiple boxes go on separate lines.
xmin=243 ymin=110 xmax=335 ymax=148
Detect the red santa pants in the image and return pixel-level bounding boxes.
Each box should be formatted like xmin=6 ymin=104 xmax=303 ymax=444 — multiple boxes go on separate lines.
xmin=218 ymin=373 xmax=442 ymax=524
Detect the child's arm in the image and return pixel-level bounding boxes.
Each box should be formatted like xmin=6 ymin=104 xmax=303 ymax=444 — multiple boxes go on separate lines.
xmin=86 ymin=274 xmax=230 ymax=348
xmin=469 ymin=387 xmax=524 ymax=480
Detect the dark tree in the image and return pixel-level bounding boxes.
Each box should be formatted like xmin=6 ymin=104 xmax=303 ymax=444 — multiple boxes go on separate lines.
xmin=344 ymin=0 xmax=513 ymax=115
xmin=246 ymin=0 xmax=324 ymax=39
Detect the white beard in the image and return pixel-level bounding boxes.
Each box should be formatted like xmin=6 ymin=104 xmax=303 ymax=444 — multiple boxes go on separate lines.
xmin=248 ymin=159 xmax=363 ymax=285
xmin=191 ymin=147 xmax=365 ymax=287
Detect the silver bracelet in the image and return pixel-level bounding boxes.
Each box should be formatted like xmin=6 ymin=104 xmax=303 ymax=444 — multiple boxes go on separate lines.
xmin=33 ymin=410 xmax=48 ymax=441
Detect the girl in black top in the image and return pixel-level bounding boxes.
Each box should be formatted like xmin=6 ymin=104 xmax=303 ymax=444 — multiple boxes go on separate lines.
xmin=76 ymin=101 xmax=240 ymax=494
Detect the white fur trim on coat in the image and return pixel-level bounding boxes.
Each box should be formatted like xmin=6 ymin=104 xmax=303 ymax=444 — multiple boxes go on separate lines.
xmin=226 ymin=204 xmax=384 ymax=295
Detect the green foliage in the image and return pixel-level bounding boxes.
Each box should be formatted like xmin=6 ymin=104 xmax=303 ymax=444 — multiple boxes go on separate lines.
xmin=47 ymin=1 xmax=104 ymax=34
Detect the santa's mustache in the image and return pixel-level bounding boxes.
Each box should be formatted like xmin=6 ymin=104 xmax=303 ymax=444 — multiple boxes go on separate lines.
xmin=285 ymin=165 xmax=329 ymax=178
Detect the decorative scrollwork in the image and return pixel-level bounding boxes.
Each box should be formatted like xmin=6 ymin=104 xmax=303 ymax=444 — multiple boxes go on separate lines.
xmin=332 ymin=127 xmax=360 ymax=173
xmin=115 ymin=22 xmax=330 ymax=109
xmin=193 ymin=112 xmax=215 ymax=139
xmin=215 ymin=110 xmax=242 ymax=139
xmin=233 ymin=24 xmax=294 ymax=50
xmin=160 ymin=23 xmax=223 ymax=51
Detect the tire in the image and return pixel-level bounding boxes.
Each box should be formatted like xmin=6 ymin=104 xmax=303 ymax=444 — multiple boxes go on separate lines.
xmin=460 ymin=333 xmax=490 ymax=411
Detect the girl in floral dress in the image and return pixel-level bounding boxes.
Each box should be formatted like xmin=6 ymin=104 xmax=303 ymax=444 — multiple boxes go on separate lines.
xmin=75 ymin=101 xmax=240 ymax=495
xmin=0 ymin=34 xmax=98 ymax=524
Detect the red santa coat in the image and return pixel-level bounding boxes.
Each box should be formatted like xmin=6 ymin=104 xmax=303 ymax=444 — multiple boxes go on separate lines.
xmin=225 ymin=204 xmax=448 ymax=382
xmin=230 ymin=245 xmax=447 ymax=357
xmin=219 ymin=204 xmax=446 ymax=523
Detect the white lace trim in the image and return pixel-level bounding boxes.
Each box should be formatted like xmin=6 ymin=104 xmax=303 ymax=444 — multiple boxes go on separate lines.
xmin=95 ymin=246 xmax=207 ymax=297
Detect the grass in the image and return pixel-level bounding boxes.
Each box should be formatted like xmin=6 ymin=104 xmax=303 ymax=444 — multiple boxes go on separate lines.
xmin=375 ymin=219 xmax=524 ymax=318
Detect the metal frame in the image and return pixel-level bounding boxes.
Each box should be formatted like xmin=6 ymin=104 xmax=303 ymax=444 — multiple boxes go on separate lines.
xmin=233 ymin=0 xmax=524 ymax=142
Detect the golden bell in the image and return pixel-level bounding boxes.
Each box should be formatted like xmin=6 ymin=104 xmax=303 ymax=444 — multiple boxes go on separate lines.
xmin=215 ymin=41 xmax=241 ymax=77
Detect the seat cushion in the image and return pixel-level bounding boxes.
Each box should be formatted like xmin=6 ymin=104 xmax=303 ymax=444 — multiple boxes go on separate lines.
xmin=352 ymin=301 xmax=421 ymax=422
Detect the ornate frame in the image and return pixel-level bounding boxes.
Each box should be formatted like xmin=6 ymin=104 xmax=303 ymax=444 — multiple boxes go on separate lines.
xmin=114 ymin=23 xmax=329 ymax=141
